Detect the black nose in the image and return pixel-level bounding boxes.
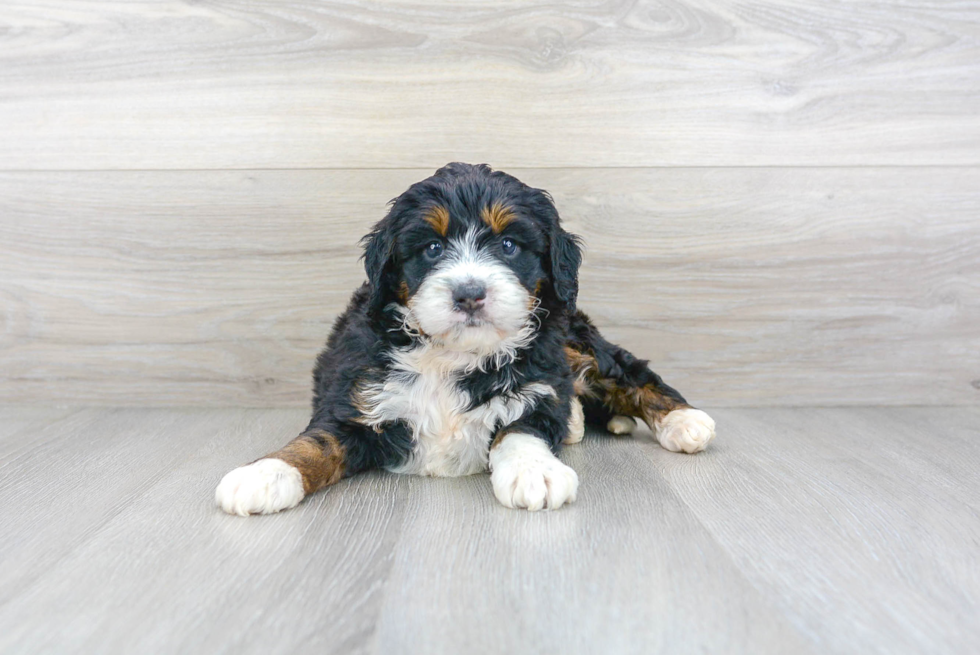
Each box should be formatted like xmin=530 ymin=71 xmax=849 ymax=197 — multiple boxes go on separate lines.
xmin=453 ymin=282 xmax=487 ymax=313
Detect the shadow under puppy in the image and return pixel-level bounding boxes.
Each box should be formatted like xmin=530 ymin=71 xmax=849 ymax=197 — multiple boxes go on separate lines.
xmin=216 ymin=163 xmax=716 ymax=514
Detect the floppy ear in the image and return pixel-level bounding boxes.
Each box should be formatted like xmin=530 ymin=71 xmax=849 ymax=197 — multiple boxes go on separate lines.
xmin=360 ymin=215 xmax=398 ymax=314
xmin=526 ymin=186 xmax=583 ymax=312
xmin=549 ymin=225 xmax=583 ymax=312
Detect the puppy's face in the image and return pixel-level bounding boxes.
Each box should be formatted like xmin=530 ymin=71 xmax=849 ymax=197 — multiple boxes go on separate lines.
xmin=401 ymin=203 xmax=543 ymax=350
xmin=363 ymin=164 xmax=581 ymax=353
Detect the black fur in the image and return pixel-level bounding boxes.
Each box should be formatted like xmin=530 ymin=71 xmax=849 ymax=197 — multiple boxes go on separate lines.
xmin=567 ymin=309 xmax=688 ymax=427
xmin=302 ymin=163 xmax=690 ymax=478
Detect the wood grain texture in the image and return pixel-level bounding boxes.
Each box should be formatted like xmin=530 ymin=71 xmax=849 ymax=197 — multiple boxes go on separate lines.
xmin=373 ymin=434 xmax=813 ymax=655
xmin=0 ymin=407 xmax=411 ymax=654
xmin=1 ymin=167 xmax=977 ymax=407
xmin=1 ymin=0 xmax=978 ymax=169
xmin=0 ymin=406 xmax=75 ymax=455
xmin=0 ymin=406 xmax=977 ymax=653
xmin=652 ymin=407 xmax=980 ymax=654
xmin=0 ymin=408 xmax=280 ymax=606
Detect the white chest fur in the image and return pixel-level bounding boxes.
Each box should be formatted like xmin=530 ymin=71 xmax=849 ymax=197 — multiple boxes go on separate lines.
xmin=355 ymin=344 xmax=555 ymax=477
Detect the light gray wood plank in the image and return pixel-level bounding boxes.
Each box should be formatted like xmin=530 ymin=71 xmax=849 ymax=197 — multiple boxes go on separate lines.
xmin=878 ymin=406 xmax=980 ymax=505
xmin=0 ymin=408 xmax=273 ymax=604
xmin=0 ymin=407 xmax=411 ymax=655
xmin=372 ymin=434 xmax=816 ymax=655
xmin=652 ymin=407 xmax=980 ymax=654
xmin=0 ymin=408 xmax=817 ymax=655
xmin=1 ymin=168 xmax=977 ymax=407
xmin=0 ymin=406 xmax=76 ymax=448
xmin=0 ymin=407 xmax=977 ymax=653
xmin=1 ymin=1 xmax=978 ymax=169
xmin=0 ymin=408 xmax=83 ymax=480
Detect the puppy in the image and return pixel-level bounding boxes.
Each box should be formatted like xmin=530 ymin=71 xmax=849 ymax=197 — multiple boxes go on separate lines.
xmin=216 ymin=163 xmax=715 ymax=515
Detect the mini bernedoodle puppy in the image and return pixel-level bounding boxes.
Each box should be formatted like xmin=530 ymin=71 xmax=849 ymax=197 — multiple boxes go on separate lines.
xmin=216 ymin=163 xmax=716 ymax=515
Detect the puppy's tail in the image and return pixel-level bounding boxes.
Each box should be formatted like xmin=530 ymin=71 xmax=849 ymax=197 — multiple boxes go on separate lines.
xmin=564 ymin=310 xmax=690 ymax=435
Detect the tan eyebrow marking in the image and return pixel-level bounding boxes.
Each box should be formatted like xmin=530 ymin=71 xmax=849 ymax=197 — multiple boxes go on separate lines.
xmin=423 ymin=205 xmax=450 ymax=236
xmin=481 ymin=203 xmax=516 ymax=234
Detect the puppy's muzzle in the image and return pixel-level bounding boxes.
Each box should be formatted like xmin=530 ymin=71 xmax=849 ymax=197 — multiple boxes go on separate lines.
xmin=452 ymin=282 xmax=486 ymax=315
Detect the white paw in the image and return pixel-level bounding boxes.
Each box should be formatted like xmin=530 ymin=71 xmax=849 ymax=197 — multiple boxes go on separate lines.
xmin=656 ymin=408 xmax=716 ymax=453
xmin=489 ymin=434 xmax=579 ymax=511
xmin=606 ymin=415 xmax=636 ymax=435
xmin=215 ymin=458 xmax=305 ymax=516
xmin=563 ymin=397 xmax=586 ymax=444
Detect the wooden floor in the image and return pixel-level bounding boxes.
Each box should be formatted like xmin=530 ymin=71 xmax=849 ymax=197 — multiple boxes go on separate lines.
xmin=0 ymin=406 xmax=977 ymax=654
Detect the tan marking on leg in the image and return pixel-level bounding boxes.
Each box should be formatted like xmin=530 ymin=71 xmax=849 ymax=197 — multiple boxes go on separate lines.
xmin=423 ymin=205 xmax=450 ymax=236
xmin=266 ymin=430 xmax=346 ymax=495
xmin=600 ymin=381 xmax=687 ymax=431
xmin=481 ymin=202 xmax=516 ymax=233
xmin=564 ymin=344 xmax=688 ymax=428
xmin=564 ymin=345 xmax=600 ymax=398
xmin=564 ymin=346 xmax=597 ymax=378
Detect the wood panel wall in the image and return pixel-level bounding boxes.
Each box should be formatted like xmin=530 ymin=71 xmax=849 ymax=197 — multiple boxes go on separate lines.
xmin=1 ymin=1 xmax=977 ymax=406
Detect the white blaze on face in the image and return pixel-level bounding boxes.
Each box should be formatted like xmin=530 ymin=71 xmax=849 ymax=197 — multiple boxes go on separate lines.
xmin=409 ymin=228 xmax=532 ymax=353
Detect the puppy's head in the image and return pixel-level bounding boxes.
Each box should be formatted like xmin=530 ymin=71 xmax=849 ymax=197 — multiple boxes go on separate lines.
xmin=362 ymin=163 xmax=582 ymax=353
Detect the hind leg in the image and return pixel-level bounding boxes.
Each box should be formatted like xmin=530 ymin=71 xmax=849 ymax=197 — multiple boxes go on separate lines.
xmin=566 ymin=311 xmax=716 ymax=453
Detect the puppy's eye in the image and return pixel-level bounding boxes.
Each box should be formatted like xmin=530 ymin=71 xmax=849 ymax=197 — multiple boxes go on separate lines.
xmin=501 ymin=238 xmax=519 ymax=257
xmin=424 ymin=241 xmax=444 ymax=260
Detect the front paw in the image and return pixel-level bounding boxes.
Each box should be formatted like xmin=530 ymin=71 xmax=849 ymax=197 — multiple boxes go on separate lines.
xmin=215 ymin=458 xmax=306 ymax=516
xmin=489 ymin=434 xmax=579 ymax=511
xmin=656 ymin=408 xmax=716 ymax=453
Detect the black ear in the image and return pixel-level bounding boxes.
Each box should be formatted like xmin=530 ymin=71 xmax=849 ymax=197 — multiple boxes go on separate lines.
xmin=360 ymin=215 xmax=398 ymax=314
xmin=525 ymin=186 xmax=583 ymax=312
xmin=550 ymin=225 xmax=583 ymax=312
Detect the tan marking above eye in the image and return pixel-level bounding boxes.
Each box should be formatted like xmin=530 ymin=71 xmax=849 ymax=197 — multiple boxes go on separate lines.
xmin=481 ymin=203 xmax=516 ymax=234
xmin=423 ymin=205 xmax=450 ymax=236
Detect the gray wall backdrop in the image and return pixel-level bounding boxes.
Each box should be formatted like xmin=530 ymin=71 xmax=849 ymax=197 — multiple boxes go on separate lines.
xmin=1 ymin=1 xmax=977 ymax=407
